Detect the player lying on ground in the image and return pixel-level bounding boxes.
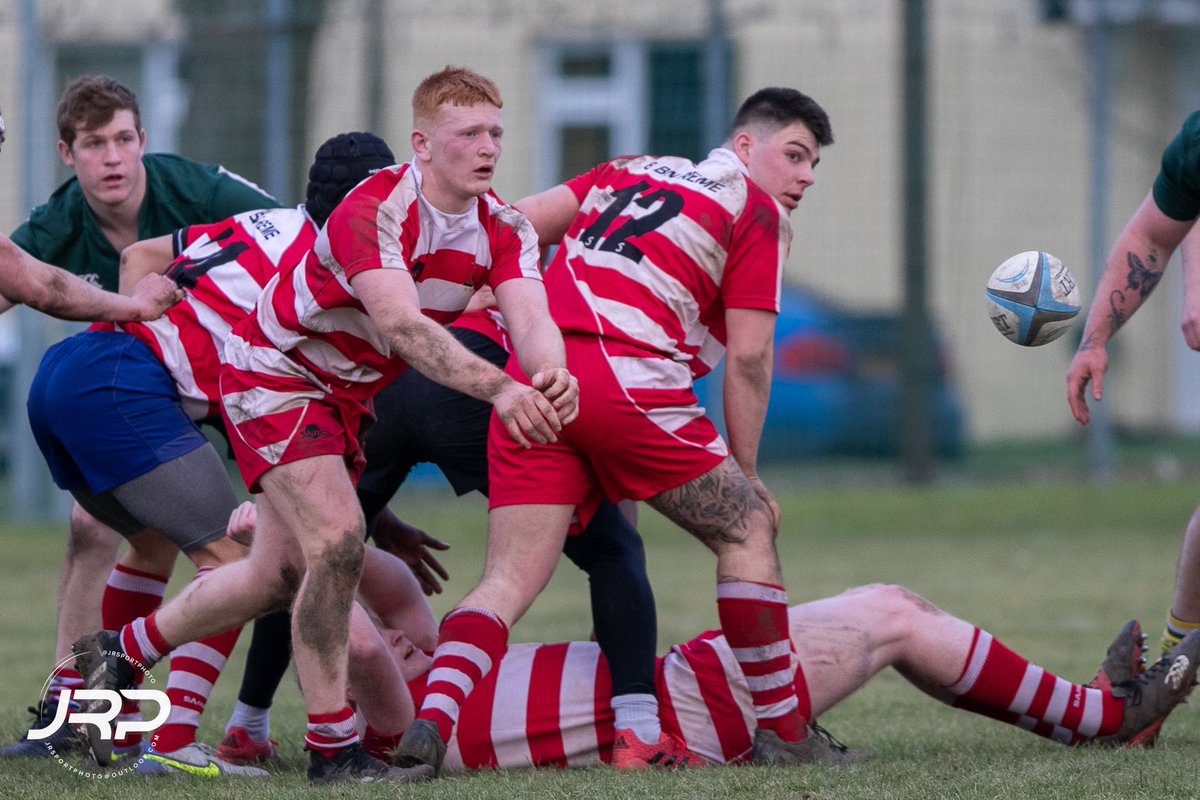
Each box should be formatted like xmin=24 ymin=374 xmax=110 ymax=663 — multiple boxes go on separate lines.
xmin=324 ymin=515 xmax=1198 ymax=768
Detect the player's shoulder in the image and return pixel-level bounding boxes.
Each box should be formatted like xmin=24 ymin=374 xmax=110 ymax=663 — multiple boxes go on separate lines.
xmin=16 ymin=178 xmax=87 ymax=254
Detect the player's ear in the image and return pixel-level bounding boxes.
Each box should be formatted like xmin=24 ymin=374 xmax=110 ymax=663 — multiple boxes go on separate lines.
xmin=731 ymin=129 xmax=754 ymax=166
xmin=412 ymin=128 xmax=431 ymax=162
xmin=58 ymin=139 xmax=74 ymax=168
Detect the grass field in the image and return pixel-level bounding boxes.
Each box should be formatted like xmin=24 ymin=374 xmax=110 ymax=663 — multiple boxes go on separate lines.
xmin=1 ymin=446 xmax=1200 ymax=799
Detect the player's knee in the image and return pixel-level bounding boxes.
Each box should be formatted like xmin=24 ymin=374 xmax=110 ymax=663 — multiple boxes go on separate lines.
xmin=265 ymin=562 xmax=302 ymax=614
xmin=66 ymin=507 xmax=122 ymax=559
xmin=866 ymin=583 xmax=940 ymax=622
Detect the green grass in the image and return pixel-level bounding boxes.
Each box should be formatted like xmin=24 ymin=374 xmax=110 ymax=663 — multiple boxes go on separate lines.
xmin=2 ymin=464 xmax=1200 ymax=799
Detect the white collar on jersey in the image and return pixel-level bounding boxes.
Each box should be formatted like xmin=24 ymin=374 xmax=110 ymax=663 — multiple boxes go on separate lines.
xmin=408 ymin=156 xmax=477 ymax=225
xmin=702 ymin=147 xmax=748 ymax=177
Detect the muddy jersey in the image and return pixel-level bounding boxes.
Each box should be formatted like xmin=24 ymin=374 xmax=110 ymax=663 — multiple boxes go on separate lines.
xmin=233 ymin=160 xmax=541 ymax=401
xmin=545 ymin=147 xmax=790 ymax=381
xmin=409 ymin=630 xmax=811 ymax=770
xmin=117 ymin=206 xmax=313 ymax=419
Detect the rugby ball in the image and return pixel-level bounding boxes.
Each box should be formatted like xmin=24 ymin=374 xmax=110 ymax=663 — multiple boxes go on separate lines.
xmin=985 ymin=251 xmax=1080 ymax=347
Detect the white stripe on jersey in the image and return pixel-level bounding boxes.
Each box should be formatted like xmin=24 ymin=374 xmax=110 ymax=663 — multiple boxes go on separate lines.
xmin=607 ymin=356 xmax=693 ymax=391
xmin=488 ymin=643 xmax=535 ymax=768
xmin=559 ymin=642 xmax=604 ymax=767
xmin=417 ymin=278 xmax=478 ymax=314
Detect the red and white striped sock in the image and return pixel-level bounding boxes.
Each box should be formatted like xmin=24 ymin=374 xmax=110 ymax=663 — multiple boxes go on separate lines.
xmin=151 ymin=625 xmax=243 ymax=753
xmin=417 ymin=608 xmax=509 ymax=744
xmin=47 ymin=666 xmax=85 ymax=699
xmin=716 ymin=581 xmax=806 ymax=742
xmin=103 ymin=564 xmax=169 ymax=629
xmin=119 ymin=612 xmax=171 ymax=672
xmin=102 ymin=564 xmax=170 ymax=751
xmin=306 ymin=706 xmax=359 ymax=758
xmin=948 ymin=627 xmax=1124 ymax=743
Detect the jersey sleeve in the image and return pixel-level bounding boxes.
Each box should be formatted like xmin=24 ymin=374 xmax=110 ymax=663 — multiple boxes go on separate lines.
xmin=1152 ymin=111 xmax=1200 ymax=222
xmin=324 ymin=169 xmax=410 ymax=282
xmin=720 ymin=187 xmax=789 ymax=312
xmin=564 ymin=162 xmax=607 ymax=204
xmin=485 ymin=202 xmax=544 ymax=290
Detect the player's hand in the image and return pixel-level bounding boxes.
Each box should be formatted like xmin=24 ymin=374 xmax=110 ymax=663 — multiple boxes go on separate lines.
xmin=1182 ymin=302 xmax=1200 ymax=351
xmin=131 ymin=272 xmax=185 ymax=320
xmin=371 ymin=507 xmax=451 ymax=595
xmin=747 ymin=474 xmax=781 ymax=532
xmin=1066 ymin=346 xmax=1108 ymax=425
xmin=225 ymin=500 xmax=257 ymax=546
xmin=492 ymin=379 xmax=563 ymax=448
xmin=532 ymin=367 xmax=579 ymax=426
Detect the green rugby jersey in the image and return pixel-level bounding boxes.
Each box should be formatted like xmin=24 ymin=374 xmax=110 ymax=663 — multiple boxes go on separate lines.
xmin=12 ymin=152 xmax=279 ymax=291
xmin=1153 ymin=110 xmax=1200 ymax=222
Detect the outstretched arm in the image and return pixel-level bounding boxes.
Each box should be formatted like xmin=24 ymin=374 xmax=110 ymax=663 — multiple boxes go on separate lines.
xmin=0 ymin=233 xmax=182 ymax=322
xmin=351 ymin=267 xmax=566 ymax=448
xmin=493 ymin=277 xmax=578 ymax=426
xmin=1067 ymin=193 xmax=1194 ymax=424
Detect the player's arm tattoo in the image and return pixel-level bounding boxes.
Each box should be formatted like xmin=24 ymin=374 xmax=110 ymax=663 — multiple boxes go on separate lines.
xmin=647 ymin=459 xmax=763 ymax=548
xmin=1124 ymin=249 xmax=1163 ymax=298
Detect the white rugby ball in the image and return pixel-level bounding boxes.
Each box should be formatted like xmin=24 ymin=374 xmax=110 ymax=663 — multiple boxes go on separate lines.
xmin=985 ymin=251 xmax=1081 ymax=347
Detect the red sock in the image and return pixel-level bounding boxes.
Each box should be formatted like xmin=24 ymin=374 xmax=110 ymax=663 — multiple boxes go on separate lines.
xmin=119 ymin=612 xmax=172 ymax=671
xmin=103 ymin=564 xmax=169 ymax=629
xmin=361 ymin=725 xmax=404 ymax=762
xmin=306 ymin=706 xmax=358 ymax=758
xmin=948 ymin=628 xmax=1124 ymax=742
xmin=417 ymin=608 xmax=509 ymax=744
xmin=717 ymin=581 xmax=806 ymax=742
xmin=150 ymin=625 xmax=243 ymax=753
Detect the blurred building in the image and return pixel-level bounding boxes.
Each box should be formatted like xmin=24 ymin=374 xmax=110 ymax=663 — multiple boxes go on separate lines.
xmin=1 ymin=0 xmax=1199 ymax=448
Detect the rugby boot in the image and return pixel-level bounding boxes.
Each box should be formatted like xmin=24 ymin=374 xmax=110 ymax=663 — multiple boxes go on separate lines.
xmin=1094 ymin=628 xmax=1200 ymax=748
xmin=612 ymin=729 xmax=708 ymax=769
xmin=750 ymin=722 xmax=868 ymax=766
xmin=0 ymin=698 xmax=86 ymax=759
xmin=1088 ymin=619 xmax=1147 ymax=693
xmin=308 ymin=742 xmax=431 ymax=785
xmin=136 ymin=742 xmax=268 ymax=778
xmin=71 ymin=630 xmax=137 ymax=766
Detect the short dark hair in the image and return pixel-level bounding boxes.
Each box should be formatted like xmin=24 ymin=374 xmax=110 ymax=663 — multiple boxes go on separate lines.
xmin=305 ymin=132 xmax=396 ymax=228
xmin=729 ymin=87 xmax=833 ymax=147
xmin=57 ymin=75 xmax=141 ymax=148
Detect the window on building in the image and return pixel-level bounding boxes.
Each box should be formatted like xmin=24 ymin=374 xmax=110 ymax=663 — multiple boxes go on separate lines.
xmin=536 ymin=38 xmax=729 ymax=188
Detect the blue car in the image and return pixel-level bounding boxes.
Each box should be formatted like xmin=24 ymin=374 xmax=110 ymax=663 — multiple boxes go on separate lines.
xmin=694 ymin=284 xmax=965 ymax=460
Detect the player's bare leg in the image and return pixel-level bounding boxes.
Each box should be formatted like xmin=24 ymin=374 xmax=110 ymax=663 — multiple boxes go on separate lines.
xmin=648 ymin=457 xmax=862 ymax=765
xmin=395 ymin=503 xmax=574 ymax=777
xmin=788 ymin=583 xmax=1198 ymax=747
xmin=55 ymin=504 xmax=122 ymax=662
xmin=1161 ymin=504 xmax=1200 ymax=653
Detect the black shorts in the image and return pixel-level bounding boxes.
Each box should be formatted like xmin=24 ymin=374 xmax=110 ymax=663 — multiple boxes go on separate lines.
xmin=358 ymin=329 xmax=507 ymax=518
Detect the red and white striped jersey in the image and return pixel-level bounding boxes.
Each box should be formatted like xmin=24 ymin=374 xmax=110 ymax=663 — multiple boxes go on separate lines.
xmin=411 ymin=630 xmax=809 ymax=770
xmin=117 ymin=206 xmax=314 ymax=420
xmin=546 ymin=148 xmax=790 ymax=380
xmin=237 ymin=160 xmax=541 ymax=401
